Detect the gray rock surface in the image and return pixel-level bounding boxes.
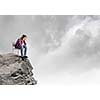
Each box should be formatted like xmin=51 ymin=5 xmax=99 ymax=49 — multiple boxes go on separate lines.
xmin=0 ymin=53 xmax=37 ymax=85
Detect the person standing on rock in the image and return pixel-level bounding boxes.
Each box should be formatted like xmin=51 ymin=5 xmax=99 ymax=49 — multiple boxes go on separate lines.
xmin=15 ymin=34 xmax=27 ymax=58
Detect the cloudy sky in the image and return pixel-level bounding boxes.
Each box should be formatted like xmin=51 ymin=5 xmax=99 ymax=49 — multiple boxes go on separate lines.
xmin=1 ymin=15 xmax=100 ymax=85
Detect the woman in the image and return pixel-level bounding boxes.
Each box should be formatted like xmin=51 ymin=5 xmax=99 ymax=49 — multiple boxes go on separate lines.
xmin=15 ymin=34 xmax=27 ymax=57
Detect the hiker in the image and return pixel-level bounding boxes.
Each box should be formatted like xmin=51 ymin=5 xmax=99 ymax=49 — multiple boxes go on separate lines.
xmin=15 ymin=34 xmax=27 ymax=57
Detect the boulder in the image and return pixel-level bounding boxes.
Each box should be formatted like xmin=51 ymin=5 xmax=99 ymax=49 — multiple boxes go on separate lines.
xmin=0 ymin=53 xmax=37 ymax=85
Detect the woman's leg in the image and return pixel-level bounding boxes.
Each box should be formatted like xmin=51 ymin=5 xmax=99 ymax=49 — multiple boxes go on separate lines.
xmin=23 ymin=45 xmax=27 ymax=56
xmin=20 ymin=46 xmax=24 ymax=56
xmin=15 ymin=45 xmax=23 ymax=56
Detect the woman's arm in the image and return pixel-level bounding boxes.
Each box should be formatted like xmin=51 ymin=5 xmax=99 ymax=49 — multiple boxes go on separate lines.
xmin=24 ymin=41 xmax=26 ymax=45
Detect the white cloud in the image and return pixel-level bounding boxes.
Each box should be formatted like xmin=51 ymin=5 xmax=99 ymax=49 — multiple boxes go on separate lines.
xmin=36 ymin=16 xmax=100 ymax=84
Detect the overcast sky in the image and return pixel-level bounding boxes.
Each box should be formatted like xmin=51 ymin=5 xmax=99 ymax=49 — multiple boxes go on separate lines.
xmin=1 ymin=15 xmax=100 ymax=85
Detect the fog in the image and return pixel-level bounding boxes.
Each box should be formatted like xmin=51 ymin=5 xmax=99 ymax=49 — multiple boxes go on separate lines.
xmin=0 ymin=15 xmax=100 ymax=85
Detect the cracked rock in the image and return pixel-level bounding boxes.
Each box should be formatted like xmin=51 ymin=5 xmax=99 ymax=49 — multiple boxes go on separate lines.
xmin=0 ymin=53 xmax=37 ymax=85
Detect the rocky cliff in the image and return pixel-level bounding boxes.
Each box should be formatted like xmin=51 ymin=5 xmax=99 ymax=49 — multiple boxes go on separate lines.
xmin=0 ymin=53 xmax=37 ymax=85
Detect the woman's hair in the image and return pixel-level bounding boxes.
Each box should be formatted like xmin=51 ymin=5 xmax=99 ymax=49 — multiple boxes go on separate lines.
xmin=21 ymin=34 xmax=27 ymax=39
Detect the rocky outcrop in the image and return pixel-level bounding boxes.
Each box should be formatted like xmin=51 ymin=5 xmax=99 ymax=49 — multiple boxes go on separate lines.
xmin=0 ymin=53 xmax=37 ymax=85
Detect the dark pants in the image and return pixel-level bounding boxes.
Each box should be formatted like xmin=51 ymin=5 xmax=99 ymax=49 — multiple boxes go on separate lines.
xmin=15 ymin=45 xmax=27 ymax=56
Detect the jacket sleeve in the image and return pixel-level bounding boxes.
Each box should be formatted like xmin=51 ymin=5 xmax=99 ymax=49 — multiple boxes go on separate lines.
xmin=24 ymin=41 xmax=26 ymax=45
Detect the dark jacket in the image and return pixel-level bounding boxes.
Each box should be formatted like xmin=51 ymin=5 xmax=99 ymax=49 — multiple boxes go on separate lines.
xmin=15 ymin=38 xmax=26 ymax=48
